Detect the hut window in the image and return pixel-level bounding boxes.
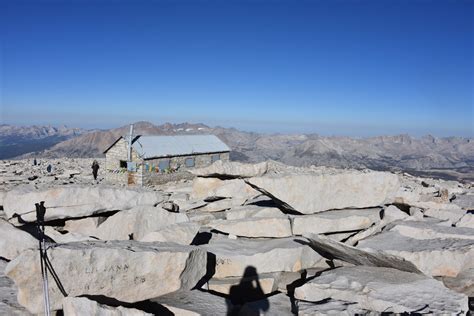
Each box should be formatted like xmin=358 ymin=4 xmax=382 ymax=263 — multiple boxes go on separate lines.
xmin=127 ymin=162 xmax=137 ymax=172
xmin=158 ymin=159 xmax=170 ymax=171
xmin=211 ymin=154 xmax=220 ymax=162
xmin=119 ymin=160 xmax=127 ymax=168
xmin=185 ymin=157 xmax=195 ymax=167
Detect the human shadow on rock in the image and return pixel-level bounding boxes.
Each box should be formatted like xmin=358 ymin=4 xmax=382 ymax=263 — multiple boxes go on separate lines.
xmin=226 ymin=266 xmax=269 ymax=316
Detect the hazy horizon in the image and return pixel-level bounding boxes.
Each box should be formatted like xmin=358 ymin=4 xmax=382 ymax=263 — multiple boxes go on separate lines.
xmin=2 ymin=119 xmax=474 ymax=139
xmin=1 ymin=0 xmax=473 ymax=137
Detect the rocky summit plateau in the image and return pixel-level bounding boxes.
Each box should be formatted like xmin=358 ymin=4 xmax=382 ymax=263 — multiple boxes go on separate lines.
xmin=0 ymin=158 xmax=473 ymax=315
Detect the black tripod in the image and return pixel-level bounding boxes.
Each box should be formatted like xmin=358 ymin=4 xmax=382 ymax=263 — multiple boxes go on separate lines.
xmin=35 ymin=201 xmax=51 ymax=316
xmin=34 ymin=202 xmax=68 ymax=315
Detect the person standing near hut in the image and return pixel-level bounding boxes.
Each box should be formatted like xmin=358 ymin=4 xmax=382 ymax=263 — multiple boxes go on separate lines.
xmin=91 ymin=160 xmax=99 ymax=181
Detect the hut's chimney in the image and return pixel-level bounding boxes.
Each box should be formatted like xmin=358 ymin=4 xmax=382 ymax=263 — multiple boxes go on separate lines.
xmin=127 ymin=124 xmax=134 ymax=162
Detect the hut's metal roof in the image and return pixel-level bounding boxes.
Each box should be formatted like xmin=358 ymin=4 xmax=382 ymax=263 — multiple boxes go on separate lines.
xmin=131 ymin=135 xmax=230 ymax=159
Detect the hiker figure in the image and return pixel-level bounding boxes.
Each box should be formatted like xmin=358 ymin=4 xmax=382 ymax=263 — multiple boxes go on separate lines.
xmin=33 ymin=158 xmax=37 ymax=166
xmin=91 ymin=160 xmax=99 ymax=180
xmin=46 ymin=164 xmax=52 ymax=173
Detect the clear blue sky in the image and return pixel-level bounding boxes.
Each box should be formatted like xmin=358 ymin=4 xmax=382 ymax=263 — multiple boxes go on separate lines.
xmin=1 ymin=0 xmax=473 ymax=136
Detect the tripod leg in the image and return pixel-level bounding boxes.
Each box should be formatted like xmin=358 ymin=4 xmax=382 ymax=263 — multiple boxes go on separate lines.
xmin=43 ymin=253 xmax=68 ymax=297
xmin=36 ymin=201 xmax=51 ymax=316
xmin=42 ymin=240 xmax=51 ymax=316
xmin=39 ymin=239 xmax=50 ymax=315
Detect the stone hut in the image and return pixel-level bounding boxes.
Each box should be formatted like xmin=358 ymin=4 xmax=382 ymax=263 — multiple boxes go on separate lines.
xmin=104 ymin=135 xmax=230 ymax=186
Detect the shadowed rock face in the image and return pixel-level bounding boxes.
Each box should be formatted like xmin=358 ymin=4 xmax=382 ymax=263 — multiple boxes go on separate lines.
xmin=303 ymin=233 xmax=422 ymax=274
xmin=0 ymin=219 xmax=37 ymax=261
xmin=5 ymin=241 xmax=207 ymax=314
xmin=150 ymin=289 xmax=230 ymax=315
xmin=0 ymin=259 xmax=31 ymax=315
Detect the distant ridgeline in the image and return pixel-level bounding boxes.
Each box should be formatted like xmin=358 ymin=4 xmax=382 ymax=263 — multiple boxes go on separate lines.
xmin=1 ymin=122 xmax=473 ymax=182
xmin=0 ymin=135 xmax=70 ymax=159
xmin=0 ymin=124 xmax=88 ymax=159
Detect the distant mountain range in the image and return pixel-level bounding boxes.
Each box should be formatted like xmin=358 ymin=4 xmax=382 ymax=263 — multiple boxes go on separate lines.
xmin=3 ymin=122 xmax=474 ymax=181
xmin=0 ymin=124 xmax=89 ymax=159
xmin=14 ymin=121 xmax=210 ymax=158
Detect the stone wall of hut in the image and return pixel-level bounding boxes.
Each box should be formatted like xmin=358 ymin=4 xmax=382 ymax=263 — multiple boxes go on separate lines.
xmin=142 ymin=152 xmax=229 ymax=185
xmin=104 ymin=138 xmax=143 ymax=186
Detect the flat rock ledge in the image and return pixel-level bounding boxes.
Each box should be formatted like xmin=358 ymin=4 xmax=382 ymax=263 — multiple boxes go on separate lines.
xmin=292 ymin=208 xmax=381 ymax=235
xmin=190 ymin=160 xmax=269 ymax=178
xmin=5 ymin=241 xmax=207 ymax=314
xmin=203 ymin=237 xmax=325 ymax=278
xmin=209 ymin=217 xmax=292 ymax=238
xmin=3 ymin=186 xmax=164 ymax=222
xmin=62 ymin=297 xmax=153 ymax=316
xmin=358 ymin=223 xmax=474 ymax=277
xmin=246 ymin=171 xmax=399 ymax=214
xmin=294 ymin=266 xmax=469 ymax=314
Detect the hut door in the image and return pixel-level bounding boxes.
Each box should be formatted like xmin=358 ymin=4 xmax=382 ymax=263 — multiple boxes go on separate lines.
xmin=128 ymin=172 xmax=136 ymax=185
